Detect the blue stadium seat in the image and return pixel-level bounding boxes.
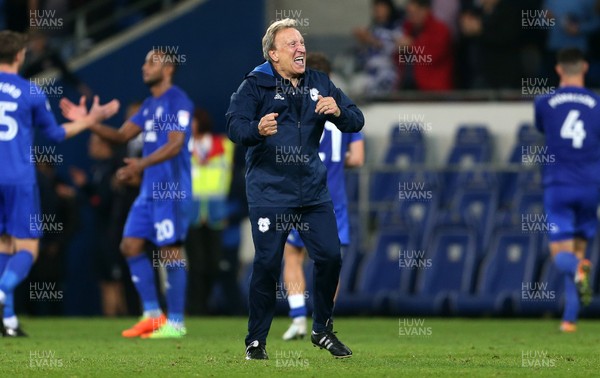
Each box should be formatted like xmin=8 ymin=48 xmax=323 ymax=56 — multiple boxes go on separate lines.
xmin=499 ymin=129 xmax=543 ymax=207
xmin=378 ymin=171 xmax=440 ymax=235
xmin=508 ymin=144 xmax=527 ymax=164
xmin=384 ymin=144 xmax=425 ymax=167
xmin=443 ymin=149 xmax=493 ymax=207
xmin=377 ymin=201 xmax=411 ymax=230
xmin=370 ymin=170 xmax=439 ymax=222
xmin=498 ymin=170 xmax=517 ymax=209
xmin=369 ymin=171 xmax=401 ymax=204
xmin=447 ymin=145 xmax=491 ymax=167
xmin=389 ymin=226 xmax=477 ymax=315
xmin=450 ymin=187 xmax=498 ymax=256
xmin=384 ymin=123 xmax=426 ymax=166
xmin=358 ymin=231 xmax=414 ymax=294
xmin=516 ymin=169 xmax=543 ymax=191
xmin=390 ymin=123 xmax=426 ymax=146
xmin=370 ymin=126 xmax=428 ymax=206
xmin=451 ymin=229 xmax=538 ymax=315
xmin=498 ymin=167 xmax=542 ymax=211
xmin=455 ymin=125 xmax=491 ymax=146
xmin=517 ymin=122 xmax=543 ymax=145
xmin=336 ymin=230 xmax=415 ymax=314
xmin=514 ymin=188 xmax=544 ymax=215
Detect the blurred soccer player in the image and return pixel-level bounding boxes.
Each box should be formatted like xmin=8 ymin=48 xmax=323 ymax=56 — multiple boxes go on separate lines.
xmin=0 ymin=30 xmax=119 ymax=337
xmin=61 ymin=49 xmax=193 ymax=338
xmin=534 ymin=48 xmax=600 ymax=332
xmin=281 ymin=52 xmax=364 ymax=341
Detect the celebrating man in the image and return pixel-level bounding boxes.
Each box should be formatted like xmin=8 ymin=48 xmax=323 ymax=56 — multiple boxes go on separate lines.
xmin=226 ymin=19 xmax=364 ymax=359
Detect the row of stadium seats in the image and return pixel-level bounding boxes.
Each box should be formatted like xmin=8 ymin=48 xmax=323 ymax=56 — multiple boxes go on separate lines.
xmin=336 ymin=124 xmax=598 ymax=316
xmin=334 ymin=225 xmax=600 ymax=316
xmin=364 ymin=123 xmax=544 ymax=208
xmin=242 ymin=224 xmax=600 ymax=317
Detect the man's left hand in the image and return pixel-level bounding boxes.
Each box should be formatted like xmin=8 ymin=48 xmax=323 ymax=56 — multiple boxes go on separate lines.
xmin=315 ymin=95 xmax=341 ymax=117
xmin=116 ymin=157 xmax=143 ymax=184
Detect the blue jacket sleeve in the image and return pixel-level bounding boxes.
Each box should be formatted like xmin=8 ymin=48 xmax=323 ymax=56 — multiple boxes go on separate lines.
xmin=326 ymin=79 xmax=365 ymax=133
xmin=225 ymin=78 xmax=265 ymax=146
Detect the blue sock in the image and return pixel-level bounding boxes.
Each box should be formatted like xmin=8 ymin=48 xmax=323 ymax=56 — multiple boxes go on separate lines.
xmin=0 ymin=254 xmax=10 ymax=274
xmin=0 ymin=251 xmax=34 ymax=303
xmin=4 ymin=291 xmax=14 ymax=318
xmin=290 ymin=306 xmax=307 ymax=319
xmin=0 ymin=253 xmax=14 ymax=317
xmin=165 ymin=263 xmax=187 ymax=325
xmin=554 ymin=252 xmax=579 ymax=275
xmin=563 ymin=273 xmax=580 ymax=322
xmin=126 ymin=254 xmax=160 ymax=314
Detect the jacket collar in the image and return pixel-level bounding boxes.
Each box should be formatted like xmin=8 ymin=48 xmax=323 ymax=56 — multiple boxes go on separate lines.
xmin=246 ymin=61 xmax=308 ymax=88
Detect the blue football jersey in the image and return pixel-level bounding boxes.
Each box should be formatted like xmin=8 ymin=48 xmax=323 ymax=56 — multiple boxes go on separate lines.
xmin=129 ymin=86 xmax=193 ymax=200
xmin=535 ymin=86 xmax=600 ymax=186
xmin=318 ymin=121 xmax=363 ymax=216
xmin=0 ymin=72 xmax=65 ymax=185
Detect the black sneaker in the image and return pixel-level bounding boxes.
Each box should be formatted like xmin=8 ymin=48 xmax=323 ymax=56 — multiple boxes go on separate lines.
xmin=245 ymin=340 xmax=268 ymax=360
xmin=311 ymin=330 xmax=352 ymax=358
xmin=3 ymin=326 xmax=27 ymax=337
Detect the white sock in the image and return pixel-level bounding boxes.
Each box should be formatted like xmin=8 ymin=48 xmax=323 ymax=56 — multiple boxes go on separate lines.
xmin=143 ymin=309 xmax=163 ymax=318
xmin=293 ymin=316 xmax=306 ymax=325
xmin=288 ymin=293 xmax=305 ymax=310
xmin=3 ymin=315 xmax=18 ymax=329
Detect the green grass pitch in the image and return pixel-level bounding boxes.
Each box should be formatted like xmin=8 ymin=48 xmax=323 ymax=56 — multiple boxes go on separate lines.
xmin=1 ymin=317 xmax=599 ymax=377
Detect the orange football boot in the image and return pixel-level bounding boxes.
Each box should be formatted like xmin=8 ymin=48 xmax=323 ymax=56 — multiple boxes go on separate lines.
xmin=121 ymin=314 xmax=166 ymax=338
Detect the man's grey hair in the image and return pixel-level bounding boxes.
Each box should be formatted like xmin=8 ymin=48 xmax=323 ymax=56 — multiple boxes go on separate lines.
xmin=262 ymin=18 xmax=298 ymax=61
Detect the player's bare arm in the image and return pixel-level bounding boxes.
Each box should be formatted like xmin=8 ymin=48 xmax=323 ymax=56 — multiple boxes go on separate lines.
xmin=116 ymin=131 xmax=185 ymax=183
xmin=345 ymin=139 xmax=365 ymax=168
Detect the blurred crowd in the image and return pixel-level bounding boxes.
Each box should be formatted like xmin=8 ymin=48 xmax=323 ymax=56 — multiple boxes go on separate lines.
xmin=0 ymin=0 xmax=182 ymax=100
xmin=22 ymin=105 xmax=248 ymax=317
xmin=0 ymin=0 xmax=182 ymax=60
xmin=347 ymin=0 xmax=600 ymax=96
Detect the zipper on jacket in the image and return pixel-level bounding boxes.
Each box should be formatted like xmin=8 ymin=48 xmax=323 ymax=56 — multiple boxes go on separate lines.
xmin=296 ymin=89 xmax=304 ymax=207
xmin=297 ymin=119 xmax=303 ymax=207
xmin=288 ymin=81 xmax=304 ymax=207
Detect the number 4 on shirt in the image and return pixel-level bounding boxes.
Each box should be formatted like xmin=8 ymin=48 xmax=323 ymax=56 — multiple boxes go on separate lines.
xmin=560 ymin=109 xmax=586 ymax=149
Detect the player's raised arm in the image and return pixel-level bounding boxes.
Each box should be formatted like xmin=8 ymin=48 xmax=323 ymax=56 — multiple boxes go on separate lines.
xmin=60 ymin=96 xmax=139 ymax=143
xmin=33 ymin=94 xmax=119 ymax=142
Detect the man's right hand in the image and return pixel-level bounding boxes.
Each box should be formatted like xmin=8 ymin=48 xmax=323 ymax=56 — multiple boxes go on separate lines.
xmin=258 ymin=113 xmax=278 ymax=136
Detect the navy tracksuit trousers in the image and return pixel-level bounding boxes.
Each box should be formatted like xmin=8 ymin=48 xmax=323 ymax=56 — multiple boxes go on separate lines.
xmin=245 ymin=201 xmax=341 ymax=346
